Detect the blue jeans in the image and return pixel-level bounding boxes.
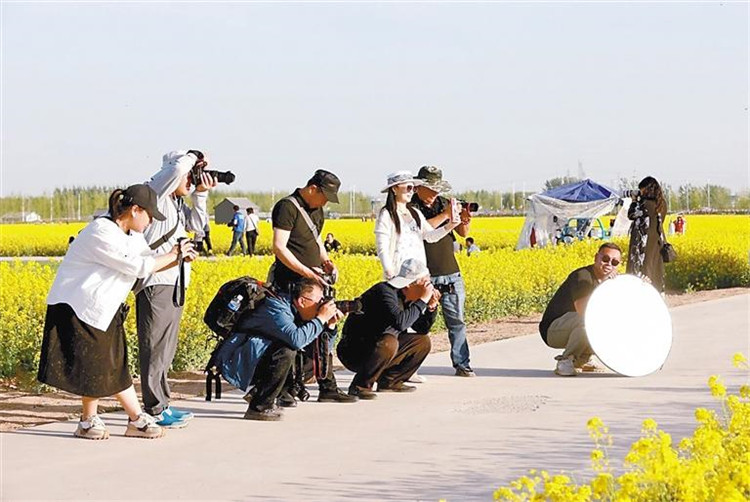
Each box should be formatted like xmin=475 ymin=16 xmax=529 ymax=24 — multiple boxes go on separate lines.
xmin=431 ymin=273 xmax=470 ymax=369
xmin=227 ymin=231 xmax=246 ymax=255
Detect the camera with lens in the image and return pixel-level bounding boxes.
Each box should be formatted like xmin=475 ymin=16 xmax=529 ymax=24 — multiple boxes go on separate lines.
xmin=623 ymin=190 xmax=640 ymax=199
xmin=186 ymin=150 xmax=236 ymax=186
xmin=434 ymin=283 xmax=456 ymax=295
xmin=459 ymin=200 xmax=479 ymax=212
xmin=333 ymin=298 xmax=363 ymax=315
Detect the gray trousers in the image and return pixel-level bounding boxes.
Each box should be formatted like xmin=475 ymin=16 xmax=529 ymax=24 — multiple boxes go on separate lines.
xmin=136 ymin=285 xmax=184 ymax=415
xmin=545 ymin=311 xmax=593 ymax=364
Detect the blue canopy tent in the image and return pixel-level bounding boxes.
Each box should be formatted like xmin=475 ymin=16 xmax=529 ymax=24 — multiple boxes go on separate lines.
xmin=516 ymin=179 xmax=627 ymax=249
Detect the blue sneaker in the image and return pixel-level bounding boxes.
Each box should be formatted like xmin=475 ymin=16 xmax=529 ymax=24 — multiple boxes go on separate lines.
xmin=153 ymin=409 xmax=188 ymax=429
xmin=166 ymin=407 xmax=194 ymax=421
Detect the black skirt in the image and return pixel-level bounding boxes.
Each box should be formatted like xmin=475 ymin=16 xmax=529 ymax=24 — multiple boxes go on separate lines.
xmin=37 ymin=303 xmax=133 ymax=398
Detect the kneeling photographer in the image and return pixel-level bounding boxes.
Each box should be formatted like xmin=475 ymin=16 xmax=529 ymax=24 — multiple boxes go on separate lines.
xmin=221 ymin=277 xmax=344 ymax=421
xmin=337 ymin=259 xmax=436 ymax=399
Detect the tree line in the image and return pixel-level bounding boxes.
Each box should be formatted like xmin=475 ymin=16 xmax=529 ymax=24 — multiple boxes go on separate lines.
xmin=1 ymin=182 xmax=748 ymax=222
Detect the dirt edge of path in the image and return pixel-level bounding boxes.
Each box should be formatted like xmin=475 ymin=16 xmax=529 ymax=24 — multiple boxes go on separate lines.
xmin=1 ymin=287 xmax=747 ymax=433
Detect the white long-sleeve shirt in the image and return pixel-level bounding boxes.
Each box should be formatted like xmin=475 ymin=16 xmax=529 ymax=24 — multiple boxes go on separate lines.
xmin=374 ymin=207 xmax=450 ymax=279
xmin=136 ymin=151 xmax=208 ymax=292
xmin=47 ymin=218 xmax=156 ymax=331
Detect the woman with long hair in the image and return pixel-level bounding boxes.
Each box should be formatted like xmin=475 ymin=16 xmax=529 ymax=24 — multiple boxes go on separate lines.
xmin=375 ymin=171 xmax=460 ymax=280
xmin=38 ymin=184 xmax=196 ymax=440
xmin=626 ymin=176 xmax=667 ymax=292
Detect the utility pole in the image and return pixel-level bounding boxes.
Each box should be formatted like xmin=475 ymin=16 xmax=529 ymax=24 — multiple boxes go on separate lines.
xmin=706 ymin=181 xmax=711 ymax=210
xmin=77 ymin=192 xmax=81 ymax=221
xmin=50 ymin=198 xmax=54 ymax=222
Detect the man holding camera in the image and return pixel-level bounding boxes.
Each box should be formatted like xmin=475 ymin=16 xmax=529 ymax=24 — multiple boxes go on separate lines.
xmin=539 ymin=242 xmax=622 ymax=376
xmin=338 ymin=259 xmax=435 ymax=398
xmin=135 ymin=150 xmax=218 ymax=428
xmin=218 ymin=278 xmax=343 ymax=421
xmin=268 ymin=169 xmax=356 ymax=404
xmin=410 ymin=166 xmax=476 ymax=377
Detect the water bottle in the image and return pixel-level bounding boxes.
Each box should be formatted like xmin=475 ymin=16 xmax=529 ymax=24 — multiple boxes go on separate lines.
xmin=228 ymin=294 xmax=243 ymax=313
xmin=217 ymin=294 xmax=243 ymax=328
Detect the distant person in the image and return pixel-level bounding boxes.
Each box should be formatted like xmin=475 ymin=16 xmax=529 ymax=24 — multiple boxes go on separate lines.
xmin=324 ymin=232 xmax=341 ymax=253
xmin=227 ymin=205 xmax=247 ymax=256
xmin=202 ymin=221 xmax=213 ymax=256
xmin=626 ymin=176 xmax=667 ymax=292
xmin=245 ymin=207 xmax=260 ymax=256
xmin=673 ymin=214 xmax=686 ymax=235
xmin=539 ymin=243 xmax=621 ymax=376
xmin=38 ymin=184 xmax=196 ymax=439
xmin=466 ymin=237 xmax=480 ymax=256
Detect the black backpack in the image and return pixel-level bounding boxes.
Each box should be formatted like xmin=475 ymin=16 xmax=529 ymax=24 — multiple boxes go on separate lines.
xmin=203 ymin=276 xmax=275 ymax=400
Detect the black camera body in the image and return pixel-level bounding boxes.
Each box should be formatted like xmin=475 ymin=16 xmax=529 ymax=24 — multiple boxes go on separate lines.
xmin=623 ymin=190 xmax=640 ymax=199
xmin=459 ymin=200 xmax=479 ymax=212
xmin=434 ymin=283 xmax=456 ymax=296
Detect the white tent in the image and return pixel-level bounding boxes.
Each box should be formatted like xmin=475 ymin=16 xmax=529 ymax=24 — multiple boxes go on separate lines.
xmin=516 ymin=179 xmax=628 ymax=250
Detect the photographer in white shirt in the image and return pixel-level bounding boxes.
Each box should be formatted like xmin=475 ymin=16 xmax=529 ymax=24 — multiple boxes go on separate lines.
xmin=135 ymin=150 xmax=217 ymax=428
xmin=38 ymin=184 xmax=196 ymax=440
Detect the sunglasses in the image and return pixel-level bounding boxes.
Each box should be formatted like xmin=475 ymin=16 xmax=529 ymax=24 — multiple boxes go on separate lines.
xmin=600 ymin=255 xmax=620 ymax=267
xmin=399 ymin=184 xmax=415 ymax=192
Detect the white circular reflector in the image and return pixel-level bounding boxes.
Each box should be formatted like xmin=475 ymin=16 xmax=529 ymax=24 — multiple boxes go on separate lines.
xmin=584 ymin=274 xmax=672 ymax=377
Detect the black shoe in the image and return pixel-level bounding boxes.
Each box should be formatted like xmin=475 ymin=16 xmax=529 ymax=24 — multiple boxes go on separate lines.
xmin=378 ymin=382 xmax=417 ymax=393
xmin=455 ymin=366 xmax=477 ymax=377
xmin=242 ymin=388 xmax=257 ymax=404
xmin=243 ymin=405 xmax=283 ymax=421
xmin=348 ymin=385 xmax=377 ymax=400
xmin=318 ymin=388 xmax=359 ymax=403
xmin=276 ymin=391 xmax=297 ymax=408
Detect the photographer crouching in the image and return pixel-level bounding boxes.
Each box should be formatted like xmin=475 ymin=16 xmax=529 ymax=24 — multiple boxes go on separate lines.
xmin=337 ymin=259 xmax=437 ymax=399
xmin=218 ymin=278 xmax=344 ymax=421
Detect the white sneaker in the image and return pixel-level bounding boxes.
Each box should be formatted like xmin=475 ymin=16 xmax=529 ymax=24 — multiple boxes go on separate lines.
xmin=74 ymin=415 xmax=109 ymax=440
xmin=125 ymin=413 xmax=165 ymax=439
xmin=554 ymin=356 xmax=577 ymax=377
xmin=407 ymin=372 xmax=427 ymax=384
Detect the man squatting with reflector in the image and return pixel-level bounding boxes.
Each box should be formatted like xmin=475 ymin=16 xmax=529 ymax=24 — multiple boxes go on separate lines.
xmin=539 ymin=242 xmax=622 ymax=376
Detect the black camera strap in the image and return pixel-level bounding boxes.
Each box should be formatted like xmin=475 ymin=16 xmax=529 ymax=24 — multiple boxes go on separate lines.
xmin=172 ymin=250 xmax=187 ymax=307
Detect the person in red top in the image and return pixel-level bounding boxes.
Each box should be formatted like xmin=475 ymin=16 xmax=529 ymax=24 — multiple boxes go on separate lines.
xmin=673 ymin=215 xmax=686 ymax=235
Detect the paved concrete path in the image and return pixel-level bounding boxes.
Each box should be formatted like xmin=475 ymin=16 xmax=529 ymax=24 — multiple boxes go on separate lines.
xmin=2 ymin=294 xmax=748 ymax=501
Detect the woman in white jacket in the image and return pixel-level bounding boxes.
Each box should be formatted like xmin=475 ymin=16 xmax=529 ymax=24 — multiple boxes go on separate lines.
xmin=375 ymin=171 xmax=459 ymax=279
xmin=38 ymin=185 xmax=195 ymax=440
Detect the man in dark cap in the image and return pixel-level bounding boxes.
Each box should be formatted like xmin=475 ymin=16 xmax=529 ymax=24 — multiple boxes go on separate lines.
xmin=268 ymin=169 xmax=356 ymax=404
xmin=411 ymin=165 xmax=476 ymax=377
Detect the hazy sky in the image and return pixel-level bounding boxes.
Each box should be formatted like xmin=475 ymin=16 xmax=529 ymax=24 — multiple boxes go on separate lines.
xmin=2 ymin=2 xmax=748 ymax=197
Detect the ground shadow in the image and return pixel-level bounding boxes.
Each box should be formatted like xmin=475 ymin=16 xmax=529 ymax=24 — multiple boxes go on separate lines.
xmin=417 ymin=366 xmax=624 ymax=379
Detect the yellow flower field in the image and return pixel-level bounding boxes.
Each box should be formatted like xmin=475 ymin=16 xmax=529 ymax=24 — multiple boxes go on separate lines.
xmin=0 ymin=215 xmax=748 ymax=379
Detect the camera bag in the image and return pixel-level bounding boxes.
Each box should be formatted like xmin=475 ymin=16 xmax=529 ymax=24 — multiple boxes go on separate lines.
xmin=203 ymin=276 xmax=276 ymax=400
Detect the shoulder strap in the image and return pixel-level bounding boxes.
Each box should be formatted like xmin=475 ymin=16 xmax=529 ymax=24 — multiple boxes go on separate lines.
xmin=148 ymin=197 xmax=180 ymax=250
xmin=149 ymin=221 xmax=180 ymax=250
xmin=285 ymin=196 xmax=319 ymax=239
